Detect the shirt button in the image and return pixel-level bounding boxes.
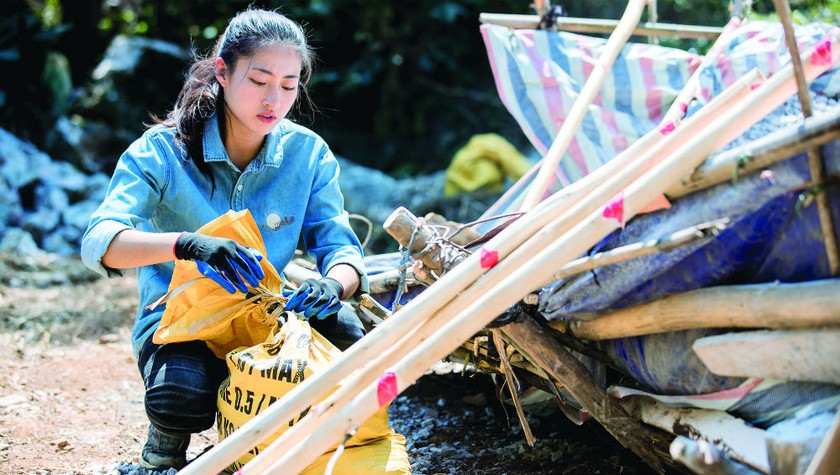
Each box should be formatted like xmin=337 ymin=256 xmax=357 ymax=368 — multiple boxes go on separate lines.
xmin=237 ymin=184 xmax=243 ymax=191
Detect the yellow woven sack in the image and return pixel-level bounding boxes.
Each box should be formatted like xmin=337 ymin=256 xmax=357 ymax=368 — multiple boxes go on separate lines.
xmin=217 ymin=317 xmax=410 ymax=474
xmin=152 ymin=209 xmax=287 ymax=358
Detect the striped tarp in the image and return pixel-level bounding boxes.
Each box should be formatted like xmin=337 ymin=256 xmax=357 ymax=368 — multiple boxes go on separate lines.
xmin=478 ymin=20 xmax=840 ymax=225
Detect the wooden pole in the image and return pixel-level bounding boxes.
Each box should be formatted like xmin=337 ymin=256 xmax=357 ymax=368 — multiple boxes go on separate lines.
xmin=667 ymin=107 xmax=840 ymax=199
xmin=249 ymin=37 xmax=839 ymax=475
xmin=235 ymin=70 xmax=761 ymax=474
xmin=478 ymin=13 xmax=724 ymax=39
xmin=178 ymin=66 xmax=761 ymax=475
xmin=661 ymin=17 xmax=742 ymax=126
xmin=773 ymin=0 xmax=840 ymax=276
xmin=551 ymin=218 xmax=728 ymax=283
xmin=567 ymin=279 xmax=840 ymax=340
xmin=519 ymin=0 xmax=649 ymax=212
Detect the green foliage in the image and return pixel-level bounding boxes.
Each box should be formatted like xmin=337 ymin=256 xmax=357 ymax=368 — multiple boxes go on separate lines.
xmin=0 ymin=1 xmax=71 ymax=146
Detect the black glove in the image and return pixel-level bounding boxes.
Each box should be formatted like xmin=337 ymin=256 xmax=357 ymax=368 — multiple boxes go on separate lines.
xmin=286 ymin=277 xmax=344 ymax=320
xmin=174 ymin=232 xmax=265 ymax=294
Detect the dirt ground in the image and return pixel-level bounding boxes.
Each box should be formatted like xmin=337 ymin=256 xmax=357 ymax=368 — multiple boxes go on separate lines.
xmin=0 ymin=254 xmax=218 ymax=474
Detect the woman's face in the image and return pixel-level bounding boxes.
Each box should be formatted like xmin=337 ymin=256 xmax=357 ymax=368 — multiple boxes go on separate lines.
xmin=216 ymin=44 xmax=302 ymax=142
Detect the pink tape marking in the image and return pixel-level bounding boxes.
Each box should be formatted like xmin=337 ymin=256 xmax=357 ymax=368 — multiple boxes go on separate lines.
xmin=750 ymin=83 xmax=762 ymax=91
xmin=812 ymin=38 xmax=832 ymax=66
xmin=602 ymin=191 xmax=625 ymax=226
xmin=377 ymin=371 xmax=398 ymax=408
xmin=480 ymin=248 xmax=499 ymax=269
xmin=659 ymin=122 xmax=676 ymax=136
xmin=677 ymin=102 xmax=688 ymax=115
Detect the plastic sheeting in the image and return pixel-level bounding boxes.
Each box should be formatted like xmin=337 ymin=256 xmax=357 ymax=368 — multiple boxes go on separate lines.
xmin=478 ymin=19 xmax=840 ymax=223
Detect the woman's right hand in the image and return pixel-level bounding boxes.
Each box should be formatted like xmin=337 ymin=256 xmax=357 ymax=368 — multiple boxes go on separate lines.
xmin=174 ymin=232 xmax=265 ymax=293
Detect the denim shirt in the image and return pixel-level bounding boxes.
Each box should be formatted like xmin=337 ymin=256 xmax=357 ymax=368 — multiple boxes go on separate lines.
xmin=81 ymin=113 xmax=368 ymax=357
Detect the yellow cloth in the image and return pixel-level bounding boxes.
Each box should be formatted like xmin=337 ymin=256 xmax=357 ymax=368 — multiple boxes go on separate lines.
xmin=444 ymin=133 xmax=531 ymax=196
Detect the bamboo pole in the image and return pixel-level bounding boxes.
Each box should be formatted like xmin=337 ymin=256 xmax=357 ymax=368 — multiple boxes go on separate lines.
xmin=774 ymin=0 xmax=840 ymax=276
xmin=551 ymin=218 xmax=728 ymax=282
xmin=179 ymin=66 xmax=761 ymax=475
xmin=236 ymin=69 xmax=761 ymax=474
xmin=567 ymin=279 xmax=840 ymax=340
xmin=661 ymin=17 xmax=742 ymax=126
xmin=252 ymin=35 xmax=839 ymax=475
xmin=478 ymin=13 xmax=724 ymax=39
xmin=667 ymin=107 xmax=840 ymax=199
xmin=519 ymin=0 xmax=649 ymax=212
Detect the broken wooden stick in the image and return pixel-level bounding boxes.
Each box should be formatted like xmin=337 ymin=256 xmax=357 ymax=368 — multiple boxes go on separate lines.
xmin=622 ymin=397 xmax=770 ymax=473
xmin=502 ymin=317 xmax=676 ymax=472
xmin=551 ymin=217 xmax=728 ymax=283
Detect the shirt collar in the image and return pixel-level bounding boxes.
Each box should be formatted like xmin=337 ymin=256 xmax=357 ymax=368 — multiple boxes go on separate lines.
xmin=202 ymin=111 xmax=288 ymax=167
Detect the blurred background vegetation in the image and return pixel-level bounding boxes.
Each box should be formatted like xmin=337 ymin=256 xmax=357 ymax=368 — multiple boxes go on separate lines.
xmin=2 ymin=0 xmax=837 ymax=177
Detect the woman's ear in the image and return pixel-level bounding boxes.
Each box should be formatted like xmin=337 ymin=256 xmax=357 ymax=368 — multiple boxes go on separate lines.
xmin=214 ymin=57 xmax=228 ymax=88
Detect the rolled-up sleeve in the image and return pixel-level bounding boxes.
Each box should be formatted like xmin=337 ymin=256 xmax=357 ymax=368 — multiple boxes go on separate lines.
xmin=80 ymin=132 xmax=168 ymax=277
xmin=302 ymin=147 xmax=369 ymax=294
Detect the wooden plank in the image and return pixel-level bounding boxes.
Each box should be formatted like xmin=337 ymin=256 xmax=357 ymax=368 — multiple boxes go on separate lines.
xmin=666 ymin=108 xmax=840 ymax=199
xmin=692 ymin=329 xmax=840 ymax=384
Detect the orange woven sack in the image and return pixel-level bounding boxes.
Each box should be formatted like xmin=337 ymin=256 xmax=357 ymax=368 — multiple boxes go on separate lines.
xmin=152 ymin=209 xmax=287 ymax=358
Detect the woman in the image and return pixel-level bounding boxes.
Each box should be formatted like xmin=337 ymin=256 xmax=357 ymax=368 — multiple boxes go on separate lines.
xmin=81 ymin=7 xmax=367 ymax=470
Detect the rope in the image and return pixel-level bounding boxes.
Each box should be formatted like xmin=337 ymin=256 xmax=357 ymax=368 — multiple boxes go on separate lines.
xmin=392 ymin=225 xmax=421 ymax=312
xmin=348 ymin=213 xmax=373 ymax=250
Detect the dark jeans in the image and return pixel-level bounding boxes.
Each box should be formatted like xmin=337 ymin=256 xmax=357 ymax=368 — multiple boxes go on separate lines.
xmin=137 ymin=305 xmax=366 ymax=436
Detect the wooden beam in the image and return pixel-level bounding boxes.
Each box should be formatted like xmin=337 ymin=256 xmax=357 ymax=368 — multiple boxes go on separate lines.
xmin=692 ymin=329 xmax=840 ymax=385
xmin=566 ymin=279 xmax=840 ymax=340
xmin=479 ymin=13 xmax=724 ymax=39
xmin=501 ymin=317 xmax=677 ymax=473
